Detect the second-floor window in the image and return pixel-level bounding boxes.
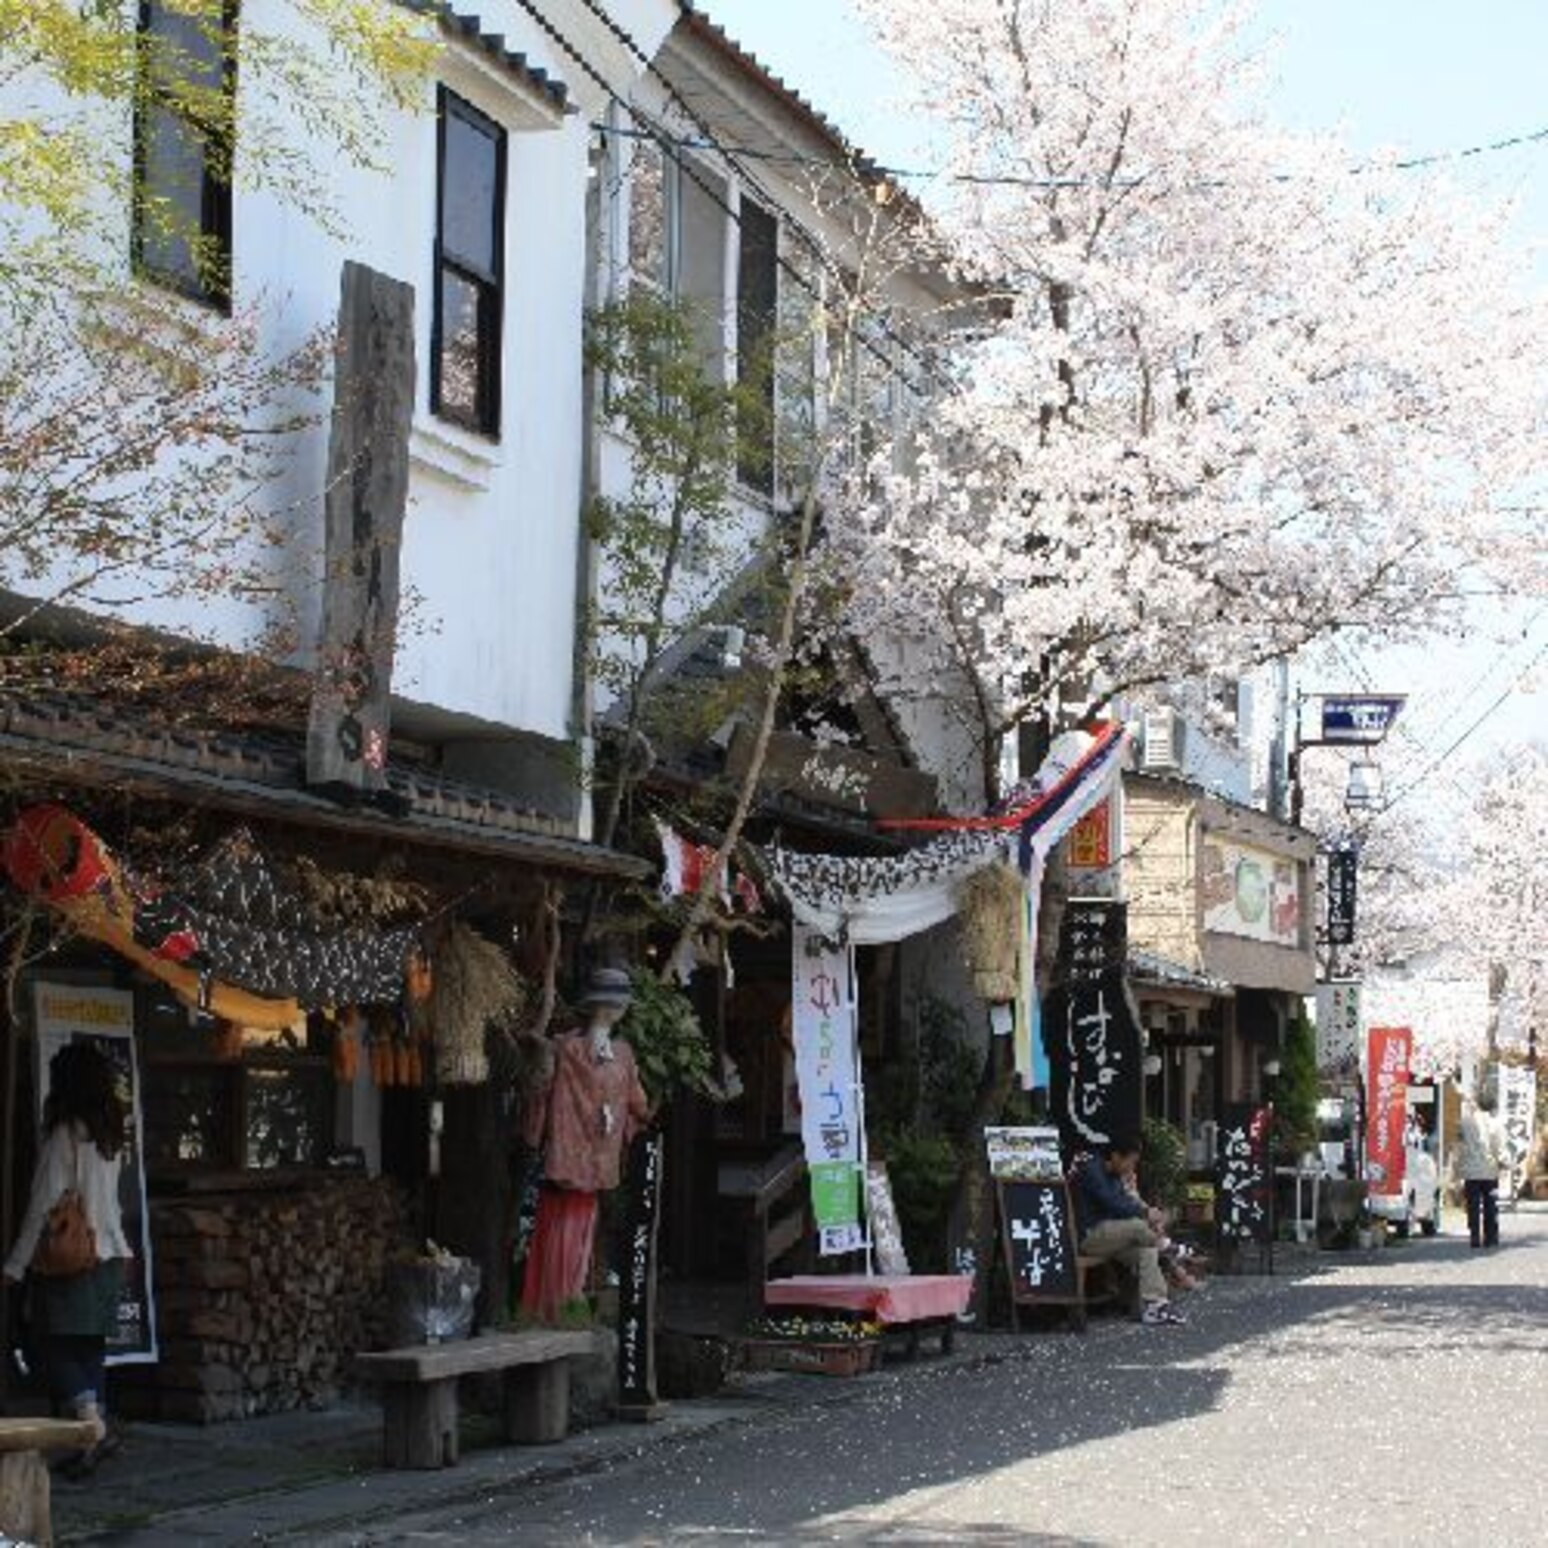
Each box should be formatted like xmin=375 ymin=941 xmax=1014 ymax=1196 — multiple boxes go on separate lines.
xmin=133 ymin=0 xmax=235 ymax=309
xmin=736 ymin=197 xmax=778 ymax=494
xmin=433 ymin=88 xmax=506 ymax=437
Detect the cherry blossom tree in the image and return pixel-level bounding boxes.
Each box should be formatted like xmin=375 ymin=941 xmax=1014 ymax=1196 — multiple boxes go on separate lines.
xmin=828 ymin=0 xmax=1545 ymax=805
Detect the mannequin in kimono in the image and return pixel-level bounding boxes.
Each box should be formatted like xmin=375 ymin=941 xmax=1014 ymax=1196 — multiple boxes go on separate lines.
xmin=520 ymin=967 xmax=650 ymax=1321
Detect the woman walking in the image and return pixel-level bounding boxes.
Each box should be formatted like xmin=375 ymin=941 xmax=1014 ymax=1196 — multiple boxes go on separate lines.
xmin=4 ymin=1041 xmax=133 ymax=1473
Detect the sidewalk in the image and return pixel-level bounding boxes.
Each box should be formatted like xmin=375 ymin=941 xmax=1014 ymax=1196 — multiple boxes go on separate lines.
xmin=52 ymin=1241 xmax=1345 ymax=1545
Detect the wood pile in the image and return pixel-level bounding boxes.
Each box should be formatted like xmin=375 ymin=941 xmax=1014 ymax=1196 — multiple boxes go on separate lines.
xmin=113 ymin=1177 xmax=414 ymax=1424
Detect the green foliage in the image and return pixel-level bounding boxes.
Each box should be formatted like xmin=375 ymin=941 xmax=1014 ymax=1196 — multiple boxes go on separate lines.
xmin=1275 ymin=1015 xmax=1320 ymax=1156
xmin=1138 ymin=1117 xmax=1189 ymax=1213
xmin=616 ymin=968 xmax=717 ymax=1106
xmin=878 ymin=1133 xmax=960 ymax=1273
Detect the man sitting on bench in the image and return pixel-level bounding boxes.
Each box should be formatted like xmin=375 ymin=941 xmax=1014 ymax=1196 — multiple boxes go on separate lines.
xmin=1072 ymin=1135 xmax=1187 ymax=1327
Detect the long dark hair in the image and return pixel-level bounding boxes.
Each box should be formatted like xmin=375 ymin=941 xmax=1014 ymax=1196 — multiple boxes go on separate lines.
xmin=43 ymin=1042 xmax=127 ymax=1160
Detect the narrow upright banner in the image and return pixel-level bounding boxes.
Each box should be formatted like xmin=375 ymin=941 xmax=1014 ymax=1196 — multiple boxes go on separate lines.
xmin=1366 ymin=1026 xmax=1412 ymax=1195
xmin=791 ymin=926 xmax=865 ymax=1254
xmin=1498 ymin=1064 xmax=1537 ymax=1202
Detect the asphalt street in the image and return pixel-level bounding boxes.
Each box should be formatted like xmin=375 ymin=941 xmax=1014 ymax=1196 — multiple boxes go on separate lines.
xmin=325 ymin=1208 xmax=1548 ymax=1547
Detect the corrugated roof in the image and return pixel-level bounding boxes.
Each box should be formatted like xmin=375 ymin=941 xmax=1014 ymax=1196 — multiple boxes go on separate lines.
xmin=677 ymin=3 xmax=891 ymax=185
xmin=399 ymin=0 xmax=572 ymax=114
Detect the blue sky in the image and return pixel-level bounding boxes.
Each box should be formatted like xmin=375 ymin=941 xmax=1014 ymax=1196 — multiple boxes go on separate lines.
xmin=698 ymin=0 xmax=1546 ymax=778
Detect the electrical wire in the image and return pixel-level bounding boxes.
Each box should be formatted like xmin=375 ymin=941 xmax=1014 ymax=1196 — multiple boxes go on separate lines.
xmin=594 ymin=118 xmax=1548 ymax=192
xmin=1364 ymin=638 xmax=1547 ymax=822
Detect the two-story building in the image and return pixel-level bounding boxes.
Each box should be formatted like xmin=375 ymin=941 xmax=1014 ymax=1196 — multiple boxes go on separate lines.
xmin=0 ymin=0 xmax=679 ymax=1422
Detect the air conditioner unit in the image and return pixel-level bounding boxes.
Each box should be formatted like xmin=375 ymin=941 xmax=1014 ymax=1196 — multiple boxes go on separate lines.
xmin=1141 ymin=706 xmax=1185 ymax=773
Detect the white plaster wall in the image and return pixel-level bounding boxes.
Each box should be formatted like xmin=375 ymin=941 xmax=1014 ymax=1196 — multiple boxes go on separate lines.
xmin=4 ymin=1 xmax=674 ymax=746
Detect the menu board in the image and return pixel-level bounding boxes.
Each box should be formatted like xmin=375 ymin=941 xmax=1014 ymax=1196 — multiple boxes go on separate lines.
xmin=997 ymin=1179 xmax=1078 ymax=1301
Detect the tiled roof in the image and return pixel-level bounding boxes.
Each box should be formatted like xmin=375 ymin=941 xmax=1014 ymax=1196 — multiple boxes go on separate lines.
xmin=0 ymin=692 xmax=645 ymax=879
xmin=1128 ymin=947 xmax=1234 ymax=997
xmin=400 ymin=1 xmax=572 ymax=114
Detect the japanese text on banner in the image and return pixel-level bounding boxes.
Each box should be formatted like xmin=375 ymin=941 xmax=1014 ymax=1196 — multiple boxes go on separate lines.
xmin=1365 ymin=1026 xmax=1412 ymax=1195
xmin=791 ymin=926 xmax=865 ymax=1255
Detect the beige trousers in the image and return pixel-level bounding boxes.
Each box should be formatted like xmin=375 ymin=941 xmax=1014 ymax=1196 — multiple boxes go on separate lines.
xmin=1080 ymin=1217 xmax=1168 ymax=1303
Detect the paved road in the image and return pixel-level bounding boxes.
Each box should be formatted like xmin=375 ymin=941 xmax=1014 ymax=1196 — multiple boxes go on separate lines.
xmin=337 ymin=1210 xmax=1548 ymax=1546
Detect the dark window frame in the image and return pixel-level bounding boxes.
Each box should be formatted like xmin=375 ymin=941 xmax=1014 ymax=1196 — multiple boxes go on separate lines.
xmin=131 ymin=0 xmax=237 ymax=312
xmin=431 ymin=85 xmax=507 ymax=438
xmin=735 ymin=196 xmax=779 ymax=496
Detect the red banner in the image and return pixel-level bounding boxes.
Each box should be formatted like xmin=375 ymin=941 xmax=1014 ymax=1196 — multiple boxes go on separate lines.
xmin=1366 ymin=1026 xmax=1412 ymax=1195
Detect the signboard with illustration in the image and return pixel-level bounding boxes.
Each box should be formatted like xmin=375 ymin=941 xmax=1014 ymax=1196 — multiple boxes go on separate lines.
xmin=1202 ymin=838 xmax=1301 ymax=947
xmin=31 ymin=983 xmax=158 ymax=1364
xmin=985 ymin=1126 xmax=1064 ymax=1181
xmin=791 ymin=926 xmax=865 ymax=1255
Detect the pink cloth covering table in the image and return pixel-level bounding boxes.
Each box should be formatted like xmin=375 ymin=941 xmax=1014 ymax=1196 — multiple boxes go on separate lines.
xmin=763 ymin=1274 xmax=972 ymax=1324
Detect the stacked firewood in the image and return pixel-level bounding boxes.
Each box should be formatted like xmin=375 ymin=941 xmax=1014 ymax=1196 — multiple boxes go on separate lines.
xmin=114 ymin=1178 xmax=414 ymax=1423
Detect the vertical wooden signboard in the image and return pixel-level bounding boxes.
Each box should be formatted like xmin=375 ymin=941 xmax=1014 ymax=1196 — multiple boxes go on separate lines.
xmin=616 ymin=1130 xmax=664 ymax=1420
xmin=307 ymin=261 xmax=416 ymax=797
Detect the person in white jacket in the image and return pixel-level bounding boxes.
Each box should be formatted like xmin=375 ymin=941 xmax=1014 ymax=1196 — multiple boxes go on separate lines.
xmin=4 ymin=1041 xmax=133 ymax=1470
xmin=1454 ymin=1092 xmax=1506 ymax=1249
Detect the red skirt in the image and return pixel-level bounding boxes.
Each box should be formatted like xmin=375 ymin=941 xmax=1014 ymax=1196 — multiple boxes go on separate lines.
xmin=519 ymin=1187 xmax=597 ymax=1322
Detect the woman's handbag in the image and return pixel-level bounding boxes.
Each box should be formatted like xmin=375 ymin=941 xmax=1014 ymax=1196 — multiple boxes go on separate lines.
xmin=30 ymin=1141 xmax=97 ymax=1278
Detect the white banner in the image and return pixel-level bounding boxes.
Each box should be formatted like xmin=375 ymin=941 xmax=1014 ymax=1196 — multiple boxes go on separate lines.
xmin=791 ymin=927 xmax=865 ymax=1255
xmin=1315 ymin=981 xmax=1362 ymax=1073
xmin=1498 ymin=1064 xmax=1537 ymax=1201
xmin=32 ymin=983 xmax=158 ymax=1365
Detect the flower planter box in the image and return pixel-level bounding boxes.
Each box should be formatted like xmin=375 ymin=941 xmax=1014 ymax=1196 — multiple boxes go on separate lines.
xmin=740 ymin=1338 xmax=879 ymax=1378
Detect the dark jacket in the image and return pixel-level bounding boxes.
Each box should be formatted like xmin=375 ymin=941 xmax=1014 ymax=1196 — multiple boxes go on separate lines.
xmin=1072 ymin=1152 xmax=1146 ymax=1238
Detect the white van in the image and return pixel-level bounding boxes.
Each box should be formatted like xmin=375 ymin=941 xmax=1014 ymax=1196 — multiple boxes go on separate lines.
xmin=1367 ymin=1142 xmax=1439 ymax=1237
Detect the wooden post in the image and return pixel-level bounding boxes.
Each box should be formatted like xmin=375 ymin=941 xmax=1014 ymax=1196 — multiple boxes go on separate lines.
xmin=503 ymin=1361 xmax=570 ymax=1444
xmin=381 ymin=1379 xmax=458 ymax=1469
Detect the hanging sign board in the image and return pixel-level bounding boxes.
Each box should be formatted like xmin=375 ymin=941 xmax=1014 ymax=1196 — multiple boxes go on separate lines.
xmin=1326 ymin=844 xmax=1358 ymax=945
xmin=997 ymin=1179 xmax=1078 ymax=1302
xmin=1319 ymin=696 xmax=1405 ymax=744
xmin=1498 ymin=1064 xmax=1537 ymax=1201
xmin=1365 ymin=1026 xmax=1412 ymax=1195
xmin=31 ymin=983 xmax=158 ymax=1365
xmin=791 ymin=926 xmax=865 ymax=1255
xmin=1215 ymin=1103 xmax=1272 ymax=1244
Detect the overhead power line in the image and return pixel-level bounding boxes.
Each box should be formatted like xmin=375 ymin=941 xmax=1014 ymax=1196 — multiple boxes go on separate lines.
xmin=593 ymin=119 xmax=1548 ymax=192
xmin=1366 ymin=639 xmax=1548 ymax=823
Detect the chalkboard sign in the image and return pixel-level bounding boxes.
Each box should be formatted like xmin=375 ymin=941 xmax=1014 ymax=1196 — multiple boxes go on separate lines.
xmin=616 ymin=1131 xmax=664 ymax=1418
xmin=1215 ymin=1103 xmax=1272 ymax=1244
xmin=997 ymin=1179 xmax=1079 ymax=1305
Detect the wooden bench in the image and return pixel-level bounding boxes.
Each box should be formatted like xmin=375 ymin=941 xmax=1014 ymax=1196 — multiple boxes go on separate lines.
xmin=353 ymin=1330 xmax=599 ymax=1470
xmin=0 ymin=1417 xmax=101 ymax=1546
